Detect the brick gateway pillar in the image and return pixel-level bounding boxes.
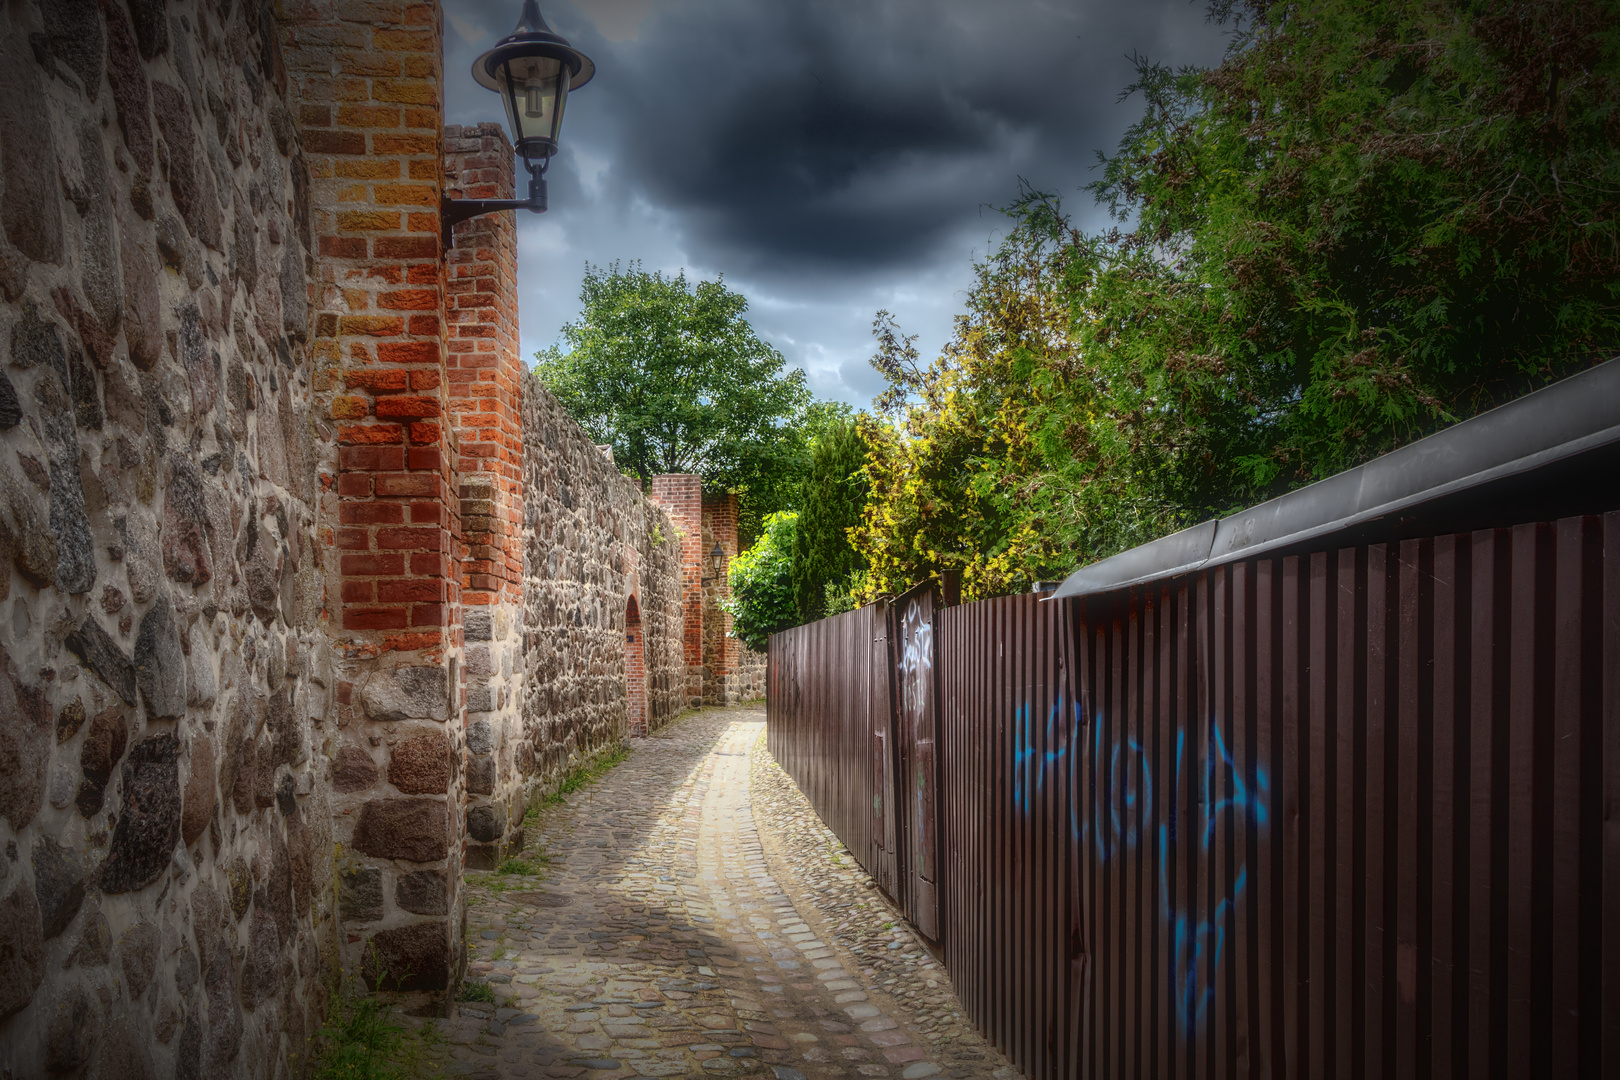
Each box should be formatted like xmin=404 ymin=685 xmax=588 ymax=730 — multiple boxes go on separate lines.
xmin=648 ymin=474 xmax=704 ymax=709
xmin=645 ymin=481 xmax=762 ymax=707
xmin=700 ymin=492 xmax=741 ymax=704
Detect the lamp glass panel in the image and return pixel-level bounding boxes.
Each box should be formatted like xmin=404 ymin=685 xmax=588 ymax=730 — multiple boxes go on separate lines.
xmin=495 ymin=54 xmax=569 ymax=154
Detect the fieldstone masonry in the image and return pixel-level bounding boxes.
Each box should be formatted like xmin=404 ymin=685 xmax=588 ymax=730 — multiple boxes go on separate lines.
xmin=520 ymin=384 xmax=687 ymax=799
xmin=0 ymin=1 xmax=331 ymax=1076
xmin=0 ymin=2 xmax=763 ymax=1075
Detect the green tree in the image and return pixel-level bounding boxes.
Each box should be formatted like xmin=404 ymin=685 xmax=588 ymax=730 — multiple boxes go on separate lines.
xmin=858 ymin=0 xmax=1620 ymax=601
xmin=790 ymin=414 xmax=869 ymax=621
xmin=535 ymin=263 xmax=813 ymax=540
xmin=1079 ymin=0 xmax=1620 ymax=516
xmin=722 ymin=511 xmax=799 ymax=651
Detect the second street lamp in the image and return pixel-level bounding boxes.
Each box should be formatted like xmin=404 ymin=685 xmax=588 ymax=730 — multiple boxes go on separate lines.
xmin=442 ymin=0 xmax=595 ymax=248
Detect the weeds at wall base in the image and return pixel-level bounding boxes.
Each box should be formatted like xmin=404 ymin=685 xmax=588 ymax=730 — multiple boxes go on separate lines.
xmin=456 ymin=982 xmax=496 ymax=1005
xmin=547 ymin=743 xmax=631 ymax=805
xmin=468 ymin=852 xmax=551 ymax=897
xmin=518 ymin=740 xmax=633 ymax=826
xmin=309 ymin=982 xmax=446 ymax=1080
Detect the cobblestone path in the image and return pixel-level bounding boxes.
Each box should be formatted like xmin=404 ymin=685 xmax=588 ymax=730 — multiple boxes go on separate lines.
xmin=445 ymin=705 xmax=1015 ymax=1080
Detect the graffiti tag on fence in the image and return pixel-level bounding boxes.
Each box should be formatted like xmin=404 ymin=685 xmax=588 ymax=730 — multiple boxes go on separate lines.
xmin=1011 ymin=697 xmax=1269 ymax=1037
xmin=899 ymin=597 xmax=934 ymax=881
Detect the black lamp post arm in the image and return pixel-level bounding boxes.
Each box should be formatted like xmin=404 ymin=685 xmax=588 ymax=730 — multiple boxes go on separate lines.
xmin=441 ymin=169 xmax=548 ymax=248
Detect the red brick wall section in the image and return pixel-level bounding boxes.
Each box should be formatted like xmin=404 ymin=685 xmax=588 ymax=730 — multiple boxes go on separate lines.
xmin=285 ymin=0 xmax=456 ymax=654
xmin=442 ymin=123 xmax=522 ymax=611
xmin=626 ymin=598 xmax=647 ymax=736
xmin=442 ymin=123 xmax=526 ymax=869
xmin=648 ymin=474 xmax=704 ymax=707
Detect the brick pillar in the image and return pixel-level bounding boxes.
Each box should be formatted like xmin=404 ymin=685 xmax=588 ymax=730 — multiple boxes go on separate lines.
xmin=442 ymin=121 xmax=521 ymax=608
xmin=443 ymin=123 xmax=525 ymax=867
xmin=648 ymin=474 xmax=704 ymax=708
xmin=701 ymin=493 xmax=741 ymax=703
xmin=280 ymin=1 xmax=464 ymax=995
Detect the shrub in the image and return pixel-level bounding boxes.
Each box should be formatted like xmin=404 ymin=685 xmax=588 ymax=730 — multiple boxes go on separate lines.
xmin=723 ymin=511 xmax=799 ymax=651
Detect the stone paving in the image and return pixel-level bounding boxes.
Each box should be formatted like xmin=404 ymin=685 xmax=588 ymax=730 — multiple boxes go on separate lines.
xmin=437 ymin=705 xmax=1017 ymax=1080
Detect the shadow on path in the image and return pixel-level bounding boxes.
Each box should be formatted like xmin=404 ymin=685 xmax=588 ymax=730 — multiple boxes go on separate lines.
xmin=438 ymin=704 xmax=1010 ymax=1080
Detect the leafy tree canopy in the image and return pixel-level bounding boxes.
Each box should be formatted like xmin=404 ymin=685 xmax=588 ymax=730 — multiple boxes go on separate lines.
xmin=535 ymin=263 xmax=814 ymax=540
xmin=790 ymin=414 xmax=869 ymax=622
xmin=858 ymin=0 xmax=1620 ymax=601
xmin=723 ymin=511 xmax=800 ymax=651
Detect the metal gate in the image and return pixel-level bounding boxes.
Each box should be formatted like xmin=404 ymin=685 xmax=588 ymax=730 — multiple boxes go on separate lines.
xmin=892 ymin=580 xmax=942 ymax=940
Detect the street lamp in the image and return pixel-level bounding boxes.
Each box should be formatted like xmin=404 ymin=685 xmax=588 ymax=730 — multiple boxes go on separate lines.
xmin=442 ymin=0 xmax=595 ymax=247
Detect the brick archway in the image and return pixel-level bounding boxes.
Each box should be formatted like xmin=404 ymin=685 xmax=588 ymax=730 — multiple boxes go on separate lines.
xmin=625 ymin=594 xmax=646 ymax=736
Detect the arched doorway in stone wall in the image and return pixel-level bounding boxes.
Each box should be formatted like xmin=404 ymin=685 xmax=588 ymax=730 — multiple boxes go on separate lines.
xmin=625 ymin=594 xmax=647 ymax=736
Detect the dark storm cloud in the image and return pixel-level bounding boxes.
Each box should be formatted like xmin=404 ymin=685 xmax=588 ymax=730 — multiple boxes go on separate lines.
xmin=444 ymin=0 xmax=1227 ymax=402
xmin=576 ymin=0 xmax=1228 ymax=277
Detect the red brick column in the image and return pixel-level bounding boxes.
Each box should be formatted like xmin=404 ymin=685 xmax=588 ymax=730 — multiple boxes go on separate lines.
xmin=648 ymin=474 xmax=704 ymax=708
xmin=280 ymin=0 xmax=463 ymax=993
xmin=442 ymin=123 xmax=521 ymax=610
xmin=285 ymin=3 xmax=456 ymax=652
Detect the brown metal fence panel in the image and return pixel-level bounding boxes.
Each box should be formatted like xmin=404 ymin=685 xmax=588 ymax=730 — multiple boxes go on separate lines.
xmin=935 ymin=592 xmax=1073 ymax=1076
xmin=767 ymin=513 xmax=1620 ymax=1079
xmin=768 ymin=603 xmax=885 ymax=890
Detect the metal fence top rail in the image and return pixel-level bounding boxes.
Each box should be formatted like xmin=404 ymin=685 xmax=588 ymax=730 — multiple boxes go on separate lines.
xmin=1052 ymin=353 xmax=1620 ymax=600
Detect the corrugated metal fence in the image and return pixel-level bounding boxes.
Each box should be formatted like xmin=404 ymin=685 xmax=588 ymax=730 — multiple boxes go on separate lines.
xmin=766 ymin=515 xmax=1620 ymax=1079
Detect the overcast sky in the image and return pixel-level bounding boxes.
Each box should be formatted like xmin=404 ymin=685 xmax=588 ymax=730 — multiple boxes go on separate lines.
xmin=442 ymin=0 xmax=1230 ymax=407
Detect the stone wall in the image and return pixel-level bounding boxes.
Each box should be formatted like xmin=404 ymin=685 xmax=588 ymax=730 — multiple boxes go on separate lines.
xmin=521 ymin=380 xmax=685 ymax=799
xmin=734 ymin=645 xmax=767 ymax=702
xmin=0 ymin=0 xmax=332 ymax=1075
xmin=0 ymin=2 xmax=740 ymax=1073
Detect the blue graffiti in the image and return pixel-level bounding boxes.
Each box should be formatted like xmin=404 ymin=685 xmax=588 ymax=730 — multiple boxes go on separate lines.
xmin=1163 ymin=854 xmax=1245 ymax=1032
xmin=1011 ymin=695 xmax=1268 ymax=1038
xmin=1011 ymin=701 xmax=1071 ymax=816
xmin=1159 ymin=724 xmax=1269 ymax=1032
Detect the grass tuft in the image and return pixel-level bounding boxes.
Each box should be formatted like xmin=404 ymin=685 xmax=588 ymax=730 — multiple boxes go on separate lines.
xmin=457 ymin=982 xmax=496 ymax=1004
xmin=311 ymin=988 xmax=443 ymax=1080
xmin=496 ymin=856 xmax=545 ymax=876
xmin=473 ymin=849 xmax=551 ymax=893
xmin=537 ymin=744 xmax=631 ymax=811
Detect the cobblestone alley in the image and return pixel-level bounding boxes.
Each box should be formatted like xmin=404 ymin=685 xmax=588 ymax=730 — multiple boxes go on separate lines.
xmin=441 ymin=705 xmax=1015 ymax=1080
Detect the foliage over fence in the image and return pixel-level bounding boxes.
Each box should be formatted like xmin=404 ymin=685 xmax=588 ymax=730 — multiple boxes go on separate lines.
xmin=854 ymin=0 xmax=1620 ymax=602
